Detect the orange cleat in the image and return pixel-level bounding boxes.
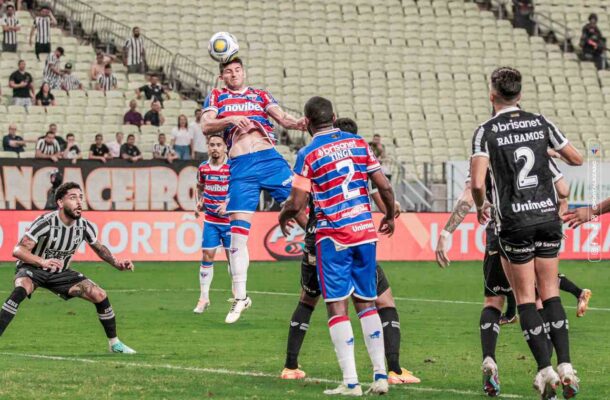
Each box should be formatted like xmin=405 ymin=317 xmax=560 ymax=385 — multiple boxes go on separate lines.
xmin=388 ymin=368 xmax=421 ymax=385
xmin=280 ymin=367 xmax=306 ymax=380
xmin=576 ymin=289 xmax=592 ymax=318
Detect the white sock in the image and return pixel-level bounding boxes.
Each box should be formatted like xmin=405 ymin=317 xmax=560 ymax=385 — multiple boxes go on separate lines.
xmin=109 ymin=337 xmax=119 ymax=346
xmin=199 ymin=262 xmax=214 ymax=301
xmin=329 ymin=315 xmax=359 ymax=386
xmin=229 ymin=232 xmax=249 ymax=299
xmin=359 ymin=308 xmax=387 ymax=378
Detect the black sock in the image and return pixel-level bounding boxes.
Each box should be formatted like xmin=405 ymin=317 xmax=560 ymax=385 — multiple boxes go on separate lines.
xmin=542 ymin=297 xmax=571 ymax=364
xmin=95 ymin=297 xmax=117 ymax=339
xmin=284 ymin=302 xmax=314 ymax=369
xmin=505 ymin=291 xmax=517 ymax=319
xmin=518 ymin=303 xmax=551 ymax=370
xmin=538 ymin=308 xmax=554 ymax=359
xmin=0 ymin=287 xmax=28 ymax=336
xmin=480 ymin=306 xmax=501 ymax=361
xmin=379 ymin=307 xmax=402 ymax=374
xmin=558 ymin=274 xmax=582 ymax=299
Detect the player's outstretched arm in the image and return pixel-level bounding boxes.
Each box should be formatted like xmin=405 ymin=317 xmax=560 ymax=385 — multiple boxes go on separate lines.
xmin=279 ymin=176 xmax=309 ymax=236
xmin=563 ymin=197 xmax=610 ymax=228
xmin=90 ymin=241 xmax=134 ymax=271
xmin=470 ymin=156 xmax=491 ymax=225
xmin=369 ymin=170 xmax=395 ymax=236
xmin=13 ymin=235 xmax=63 ymax=272
xmin=267 ymin=106 xmax=306 ymax=131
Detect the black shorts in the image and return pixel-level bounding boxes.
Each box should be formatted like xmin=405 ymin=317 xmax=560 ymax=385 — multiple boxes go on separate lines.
xmin=15 ymin=265 xmax=89 ymax=300
xmin=484 ymin=230 xmax=512 ymax=297
xmin=2 ymin=43 xmax=17 ymax=52
xmin=498 ymin=221 xmax=563 ymax=264
xmin=300 ymin=250 xmax=390 ymax=299
xmin=35 ymin=42 xmax=51 ymax=57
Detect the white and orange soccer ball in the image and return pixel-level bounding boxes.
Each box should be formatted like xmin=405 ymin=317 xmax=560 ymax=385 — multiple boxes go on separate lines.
xmin=208 ymin=32 xmax=239 ymax=64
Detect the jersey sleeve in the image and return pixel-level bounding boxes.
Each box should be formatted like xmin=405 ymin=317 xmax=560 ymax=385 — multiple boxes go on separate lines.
xmin=197 ymin=166 xmax=206 ymax=184
xmin=542 ymin=115 xmax=569 ymax=150
xmin=548 ymin=158 xmax=563 ymax=182
xmin=25 ymin=215 xmax=51 ymax=243
xmin=36 ymin=139 xmax=44 ymax=151
xmin=364 ymin=141 xmax=382 ymax=173
xmin=202 ymin=89 xmax=219 ymax=113
xmin=259 ymin=90 xmax=279 ymax=111
xmin=293 ymin=148 xmax=313 ymax=179
xmin=84 ymin=220 xmax=98 ymax=244
xmin=471 ymin=125 xmax=489 ymax=157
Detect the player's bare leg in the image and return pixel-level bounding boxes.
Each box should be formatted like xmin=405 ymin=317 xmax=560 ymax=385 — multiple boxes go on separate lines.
xmin=68 ymin=280 xmax=136 ymax=354
xmin=225 ymin=212 xmax=253 ymax=323
xmin=281 ymin=290 xmax=319 ymax=380
xmin=0 ymin=277 xmax=36 ymax=337
xmin=480 ymin=295 xmax=504 ymax=397
xmin=375 ymin=288 xmax=420 ymax=385
xmin=194 ymin=249 xmax=216 ymax=313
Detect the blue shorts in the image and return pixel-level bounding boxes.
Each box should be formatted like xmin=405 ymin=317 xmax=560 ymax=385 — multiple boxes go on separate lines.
xmin=202 ymin=222 xmax=231 ymax=250
xmin=227 ymin=148 xmax=293 ymax=213
xmin=316 ymin=238 xmax=378 ymax=302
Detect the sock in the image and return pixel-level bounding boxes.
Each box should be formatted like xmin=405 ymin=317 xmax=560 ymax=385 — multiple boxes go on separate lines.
xmin=480 ymin=306 xmax=501 ymax=361
xmin=0 ymin=287 xmax=28 ymax=336
xmin=505 ymin=291 xmax=517 ymax=319
xmin=358 ymin=307 xmax=387 ymax=379
xmin=378 ymin=307 xmax=401 ymax=374
xmin=229 ymin=220 xmax=251 ymax=300
xmin=542 ymin=296 xmax=571 ymax=364
xmin=518 ymin=303 xmax=551 ymax=370
xmin=95 ymin=297 xmax=117 ymax=339
xmin=329 ymin=315 xmax=358 ymax=386
xmin=538 ymin=308 xmax=554 ymax=359
xmin=199 ymin=261 xmax=214 ymax=301
xmin=558 ymin=274 xmax=582 ymax=299
xmin=284 ymin=302 xmax=314 ymax=369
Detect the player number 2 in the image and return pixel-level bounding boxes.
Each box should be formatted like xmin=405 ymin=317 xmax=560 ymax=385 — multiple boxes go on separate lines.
xmin=514 ymin=146 xmax=538 ymax=189
xmin=336 ymin=159 xmax=360 ymax=200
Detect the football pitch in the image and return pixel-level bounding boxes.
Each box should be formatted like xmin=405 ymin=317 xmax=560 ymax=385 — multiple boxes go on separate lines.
xmin=0 ymin=260 xmax=608 ymax=399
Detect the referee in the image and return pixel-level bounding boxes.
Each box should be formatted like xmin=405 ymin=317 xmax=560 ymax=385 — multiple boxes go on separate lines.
xmin=123 ymin=26 xmax=145 ymax=74
xmin=29 ymin=4 xmax=56 ymax=60
xmin=2 ymin=3 xmax=20 ymax=52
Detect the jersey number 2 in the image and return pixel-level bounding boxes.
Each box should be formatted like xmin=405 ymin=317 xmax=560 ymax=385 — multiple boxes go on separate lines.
xmin=514 ymin=147 xmax=538 ymax=189
xmin=336 ymin=159 xmax=360 ymax=200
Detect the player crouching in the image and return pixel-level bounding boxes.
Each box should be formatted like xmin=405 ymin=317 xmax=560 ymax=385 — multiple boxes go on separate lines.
xmin=0 ymin=182 xmax=136 ymax=354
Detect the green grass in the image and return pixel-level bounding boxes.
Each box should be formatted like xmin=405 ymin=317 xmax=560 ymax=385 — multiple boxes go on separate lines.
xmin=0 ymin=260 xmax=608 ymax=399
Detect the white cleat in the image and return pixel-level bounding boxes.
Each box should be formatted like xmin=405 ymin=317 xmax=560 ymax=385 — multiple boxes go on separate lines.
xmin=109 ymin=340 xmax=137 ymax=354
xmin=193 ymin=299 xmax=210 ymax=314
xmin=225 ymin=296 xmax=252 ymax=324
xmin=557 ymin=362 xmax=580 ymax=399
xmin=533 ymin=366 xmax=560 ymax=400
xmin=365 ymin=378 xmax=389 ymax=395
xmin=323 ymin=383 xmax=363 ymax=396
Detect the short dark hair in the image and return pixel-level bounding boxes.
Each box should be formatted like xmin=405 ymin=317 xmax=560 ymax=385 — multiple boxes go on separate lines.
xmin=55 ymin=182 xmax=81 ymax=203
xmin=334 ymin=117 xmax=358 ymax=134
xmin=589 ymin=13 xmax=598 ymax=22
xmin=105 ymin=63 xmax=112 ymax=69
xmin=95 ymin=133 xmax=103 ymax=140
xmin=158 ymin=133 xmax=165 ymax=138
xmin=18 ymin=59 xmax=25 ymax=65
xmin=304 ymin=96 xmax=334 ymax=128
xmin=490 ymin=67 xmax=522 ymax=102
xmin=66 ymin=133 xmax=74 ymax=139
xmin=127 ymin=134 xmax=135 ymax=140
xmin=45 ymin=130 xmax=55 ymax=136
xmin=219 ymin=57 xmax=243 ymax=74
xmin=207 ymin=133 xmax=225 ymax=143
xmin=56 ymin=47 xmax=64 ymax=56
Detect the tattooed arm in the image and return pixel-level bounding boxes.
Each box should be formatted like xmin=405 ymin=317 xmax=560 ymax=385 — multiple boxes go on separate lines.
xmin=90 ymin=241 xmax=134 ymax=271
xmin=13 ymin=235 xmax=63 ymax=272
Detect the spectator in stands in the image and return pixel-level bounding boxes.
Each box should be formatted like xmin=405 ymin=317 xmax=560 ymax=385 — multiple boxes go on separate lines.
xmin=63 ymin=133 xmax=82 ymax=164
xmin=96 ymin=64 xmax=118 ymax=92
xmin=9 ymin=59 xmax=34 ymax=108
xmin=170 ymin=114 xmax=192 ymax=160
xmin=16 ymin=0 xmax=34 ymax=11
xmin=123 ymin=26 xmax=145 ymax=74
xmin=60 ymin=63 xmax=84 ymax=92
xmin=2 ymin=3 xmax=20 ymax=53
xmin=368 ymin=133 xmax=386 ymax=160
xmin=89 ymin=133 xmax=110 ymax=162
xmin=35 ymin=130 xmax=62 ymax=161
xmin=136 ymin=75 xmax=169 ymax=106
xmin=513 ymin=0 xmax=535 ymax=35
xmin=120 ymin=134 xmax=142 ymax=163
xmin=123 ymin=99 xmax=143 ymax=127
xmin=29 ymin=4 xmax=56 ymax=60
xmin=35 ymin=82 xmax=56 ymax=107
xmin=153 ymin=133 xmax=177 ymax=163
xmin=144 ymin=101 xmax=165 ymax=127
xmin=581 ymin=13 xmax=606 ymax=70
xmin=48 ymin=123 xmax=66 ymax=150
xmin=90 ymin=50 xmax=116 ymax=80
xmin=42 ymin=46 xmax=64 ymax=89
xmin=2 ymin=123 xmax=25 ymax=155
xmin=190 ymin=109 xmax=207 ymax=161
xmin=106 ymin=131 xmax=124 ymax=158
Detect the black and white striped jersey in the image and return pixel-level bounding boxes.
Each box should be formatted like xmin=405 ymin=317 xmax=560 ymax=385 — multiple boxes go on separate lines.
xmin=152 ymin=143 xmax=172 ymax=157
xmin=36 ymin=138 xmax=61 ymax=155
xmin=43 ymin=53 xmax=61 ymax=86
xmin=61 ymin=73 xmax=81 ymax=91
xmin=124 ymin=36 xmax=144 ymax=65
xmin=33 ymin=16 xmax=51 ymax=44
xmin=97 ymin=74 xmax=117 ymax=91
xmin=18 ymin=211 xmax=98 ymax=270
xmin=471 ymin=106 xmax=569 ymax=232
xmin=2 ymin=16 xmax=19 ymax=45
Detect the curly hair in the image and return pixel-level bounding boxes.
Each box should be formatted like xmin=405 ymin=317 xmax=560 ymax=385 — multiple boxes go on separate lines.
xmin=490 ymin=67 xmax=522 ymax=102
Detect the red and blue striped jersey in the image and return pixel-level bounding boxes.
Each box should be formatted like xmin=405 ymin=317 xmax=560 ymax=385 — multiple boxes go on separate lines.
xmin=202 ymin=87 xmax=278 ymax=148
xmin=198 ymin=160 xmax=230 ymax=225
xmin=293 ymin=128 xmax=381 ymax=246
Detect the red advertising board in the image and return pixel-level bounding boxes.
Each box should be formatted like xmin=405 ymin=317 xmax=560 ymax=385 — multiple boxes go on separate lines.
xmin=0 ymin=211 xmax=608 ymax=262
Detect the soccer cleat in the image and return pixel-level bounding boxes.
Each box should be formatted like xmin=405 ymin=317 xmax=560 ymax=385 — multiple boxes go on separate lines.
xmin=193 ymin=299 xmax=210 ymax=314
xmin=109 ymin=340 xmax=137 ymax=354
xmin=388 ymin=368 xmax=421 ymax=384
xmin=482 ymin=357 xmax=501 ymax=397
xmin=323 ymin=383 xmax=362 ymax=396
xmin=280 ymin=367 xmax=306 ymax=380
xmin=533 ymin=366 xmax=561 ymax=400
xmin=365 ymin=377 xmax=389 ymax=395
xmin=576 ymin=289 xmax=591 ymax=318
xmin=225 ymin=296 xmax=252 ymax=324
xmin=558 ymin=363 xmax=580 ymax=399
xmin=499 ymin=314 xmax=518 ymax=325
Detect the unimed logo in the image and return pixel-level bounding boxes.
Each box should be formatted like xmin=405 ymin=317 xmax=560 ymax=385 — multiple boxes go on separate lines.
xmin=263 ymin=224 xmax=305 ymax=260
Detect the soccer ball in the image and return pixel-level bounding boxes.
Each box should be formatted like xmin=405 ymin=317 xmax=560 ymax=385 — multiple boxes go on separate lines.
xmin=208 ymin=32 xmax=239 ymax=64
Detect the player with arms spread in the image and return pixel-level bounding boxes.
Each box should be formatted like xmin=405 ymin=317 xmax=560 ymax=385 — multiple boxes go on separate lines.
xmin=470 ymin=67 xmax=583 ymax=399
xmin=193 ymin=134 xmax=231 ymax=313
xmin=280 ymin=97 xmax=395 ymax=396
xmin=0 ymin=182 xmax=136 ymax=354
xmin=201 ymin=57 xmax=305 ymax=323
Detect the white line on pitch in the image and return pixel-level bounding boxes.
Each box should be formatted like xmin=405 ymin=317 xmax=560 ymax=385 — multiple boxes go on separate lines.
xmin=0 ymin=352 xmax=524 ymax=399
